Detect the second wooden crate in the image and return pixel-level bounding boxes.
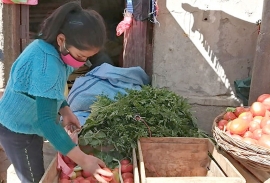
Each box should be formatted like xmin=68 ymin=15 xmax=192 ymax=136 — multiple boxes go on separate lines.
xmin=137 ymin=137 xmax=245 ymax=183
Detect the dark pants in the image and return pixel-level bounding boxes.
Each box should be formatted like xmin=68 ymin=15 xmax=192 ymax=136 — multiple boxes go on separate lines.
xmin=0 ymin=124 xmax=44 ymax=183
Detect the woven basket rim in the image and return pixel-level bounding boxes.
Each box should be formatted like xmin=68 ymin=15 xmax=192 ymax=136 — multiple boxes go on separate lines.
xmin=212 ymin=111 xmax=270 ymax=171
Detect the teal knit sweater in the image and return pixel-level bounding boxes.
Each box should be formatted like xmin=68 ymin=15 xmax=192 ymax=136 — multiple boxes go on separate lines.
xmin=0 ymin=39 xmax=76 ymax=155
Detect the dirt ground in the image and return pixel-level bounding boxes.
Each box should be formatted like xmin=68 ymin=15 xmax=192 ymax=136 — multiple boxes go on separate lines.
xmin=0 ymin=142 xmax=56 ymax=183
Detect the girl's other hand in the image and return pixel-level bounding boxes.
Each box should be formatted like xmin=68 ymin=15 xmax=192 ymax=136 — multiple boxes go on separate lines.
xmin=60 ymin=107 xmax=81 ymax=130
xmin=81 ymin=155 xmax=113 ymax=183
xmin=67 ymin=146 xmax=113 ymax=183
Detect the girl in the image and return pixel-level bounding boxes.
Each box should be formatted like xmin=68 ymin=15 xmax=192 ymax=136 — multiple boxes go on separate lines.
xmin=0 ymin=2 xmax=112 ymax=183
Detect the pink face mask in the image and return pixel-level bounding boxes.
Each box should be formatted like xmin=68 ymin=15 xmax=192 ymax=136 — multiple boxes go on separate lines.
xmin=61 ymin=43 xmax=85 ymax=68
xmin=61 ymin=54 xmax=85 ymax=68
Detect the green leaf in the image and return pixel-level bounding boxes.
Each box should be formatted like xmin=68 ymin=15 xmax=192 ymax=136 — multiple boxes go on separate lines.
xmin=95 ymin=131 xmax=107 ymax=139
xmin=90 ymin=139 xmax=100 ymax=146
xmin=78 ymin=137 xmax=88 ymax=146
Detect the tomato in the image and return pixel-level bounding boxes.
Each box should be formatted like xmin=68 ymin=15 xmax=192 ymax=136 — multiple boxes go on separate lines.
xmin=82 ymin=170 xmax=92 ymax=178
xmin=59 ymin=179 xmax=70 ymax=183
xmin=229 ymin=118 xmax=249 ymax=135
xmin=250 ymin=102 xmax=266 ymax=117
xmin=122 ymin=172 xmax=134 ymax=180
xmin=257 ymin=94 xmax=270 ymax=102
xmin=243 ymin=131 xmax=254 ymax=139
xmin=266 ymin=110 xmax=270 ymax=117
xmin=75 ymin=176 xmax=84 ymax=181
xmin=123 ymin=177 xmax=134 ymax=183
xmin=253 ymin=129 xmax=263 ymax=140
xmin=100 ymin=167 xmax=113 ymax=182
xmin=226 ymin=121 xmax=232 ymax=131
xmin=239 ymin=111 xmax=253 ymax=122
xmin=234 ymin=107 xmax=246 ymax=117
xmin=253 ymin=116 xmax=263 ymax=124
xmin=120 ymin=159 xmax=131 ymax=165
xmin=223 ymin=112 xmax=237 ymax=121
xmin=258 ymin=134 xmax=270 ymax=149
xmin=249 ymin=121 xmax=260 ymax=132
xmin=218 ymin=124 xmax=224 ymax=130
xmin=121 ymin=164 xmax=133 ymax=173
xmin=218 ymin=119 xmax=228 ymax=127
xmin=85 ymin=176 xmax=97 ymax=183
xmin=262 ymin=97 xmax=270 ymax=110
xmin=218 ymin=119 xmax=228 ymax=130
xmin=79 ymin=179 xmax=90 ymax=183
xmin=243 ymin=137 xmax=257 ymax=145
xmin=262 ymin=124 xmax=270 ymax=135
xmin=260 ymin=116 xmax=270 ymax=128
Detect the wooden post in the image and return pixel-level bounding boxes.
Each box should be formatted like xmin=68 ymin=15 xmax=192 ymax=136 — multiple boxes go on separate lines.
xmin=122 ymin=0 xmax=154 ymax=79
xmin=2 ymin=4 xmax=21 ymax=87
xmin=248 ymin=0 xmax=270 ymax=105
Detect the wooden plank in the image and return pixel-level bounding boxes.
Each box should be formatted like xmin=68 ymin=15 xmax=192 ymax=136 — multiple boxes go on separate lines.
xmin=133 ymin=148 xmax=140 ymax=183
xmin=206 ymin=159 xmax=226 ymax=177
xmin=39 ymin=156 xmax=58 ymax=183
xmin=248 ymin=0 xmax=270 ymax=104
xmin=240 ymin=161 xmax=270 ymax=183
xmin=207 ymin=140 xmax=244 ymax=179
xmin=145 ymin=177 xmax=244 ymax=183
xmin=138 ymin=140 xmax=147 ymax=183
xmin=222 ymin=152 xmax=261 ymax=183
xmin=139 ymin=137 xmax=208 ymax=144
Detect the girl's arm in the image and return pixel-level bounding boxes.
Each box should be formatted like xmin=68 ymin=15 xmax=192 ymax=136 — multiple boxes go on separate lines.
xmin=36 ymin=97 xmax=112 ymax=182
xmin=58 ymin=100 xmax=81 ymax=129
xmin=36 ymin=96 xmax=76 ymax=155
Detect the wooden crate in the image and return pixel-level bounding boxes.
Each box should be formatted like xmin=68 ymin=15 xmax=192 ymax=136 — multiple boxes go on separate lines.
xmin=137 ymin=137 xmax=245 ymax=183
xmin=40 ymin=148 xmax=140 ymax=183
xmin=223 ymin=152 xmax=270 ymax=183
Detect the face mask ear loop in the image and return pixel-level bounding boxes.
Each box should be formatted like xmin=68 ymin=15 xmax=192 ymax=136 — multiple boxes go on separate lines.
xmin=61 ymin=41 xmax=70 ymax=56
xmin=63 ymin=42 xmax=70 ymax=53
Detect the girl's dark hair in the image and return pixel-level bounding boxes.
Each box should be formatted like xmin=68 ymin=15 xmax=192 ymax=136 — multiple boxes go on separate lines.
xmin=39 ymin=1 xmax=106 ymax=50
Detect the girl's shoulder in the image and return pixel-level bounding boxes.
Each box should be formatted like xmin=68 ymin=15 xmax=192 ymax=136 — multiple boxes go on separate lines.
xmin=24 ymin=39 xmax=59 ymax=58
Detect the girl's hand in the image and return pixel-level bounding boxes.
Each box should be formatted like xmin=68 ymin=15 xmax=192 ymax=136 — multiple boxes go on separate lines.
xmin=80 ymin=155 xmax=113 ymax=183
xmin=59 ymin=106 xmax=81 ymax=130
xmin=67 ymin=146 xmax=113 ymax=183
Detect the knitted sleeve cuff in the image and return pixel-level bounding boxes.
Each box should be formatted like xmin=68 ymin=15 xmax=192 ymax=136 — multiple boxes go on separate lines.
xmin=60 ymin=100 xmax=69 ymax=109
xmin=36 ymin=96 xmax=76 ymax=155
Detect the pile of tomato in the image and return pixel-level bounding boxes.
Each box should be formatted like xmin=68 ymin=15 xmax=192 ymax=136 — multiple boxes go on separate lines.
xmin=216 ymin=94 xmax=270 ymax=149
xmin=59 ymin=157 xmax=134 ymax=183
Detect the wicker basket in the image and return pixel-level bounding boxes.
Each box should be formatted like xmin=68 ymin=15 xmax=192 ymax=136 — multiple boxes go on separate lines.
xmin=212 ymin=112 xmax=270 ymax=172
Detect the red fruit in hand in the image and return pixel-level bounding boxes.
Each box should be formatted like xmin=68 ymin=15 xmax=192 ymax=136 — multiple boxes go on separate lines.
xmin=100 ymin=167 xmax=113 ymax=182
